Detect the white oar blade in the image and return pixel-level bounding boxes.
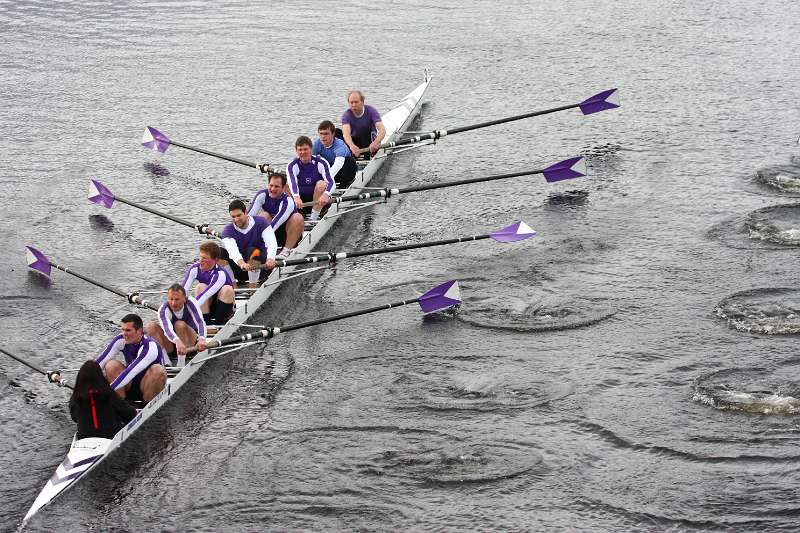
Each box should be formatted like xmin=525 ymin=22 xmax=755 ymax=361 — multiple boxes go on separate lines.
xmin=141 ymin=126 xmax=171 ymax=153
xmin=542 ymin=156 xmax=586 ymax=183
xmin=26 ymin=246 xmax=52 ymax=277
xmin=579 ymin=88 xmax=620 ymax=115
xmin=87 ymin=179 xmax=116 ymax=208
xmin=489 ymin=221 xmax=536 ymax=243
xmin=418 ymin=280 xmax=461 ymax=314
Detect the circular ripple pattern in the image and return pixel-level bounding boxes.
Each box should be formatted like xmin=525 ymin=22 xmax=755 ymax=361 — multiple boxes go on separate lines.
xmin=754 ymin=161 xmax=800 ymax=193
xmin=745 ymin=203 xmax=800 ymax=246
xmin=716 ymin=287 xmax=800 ymax=334
xmin=693 ymin=367 xmax=800 ymax=415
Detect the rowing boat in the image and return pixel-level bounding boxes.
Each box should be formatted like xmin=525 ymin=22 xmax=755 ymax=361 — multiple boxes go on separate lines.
xmin=22 ymin=74 xmax=431 ymax=523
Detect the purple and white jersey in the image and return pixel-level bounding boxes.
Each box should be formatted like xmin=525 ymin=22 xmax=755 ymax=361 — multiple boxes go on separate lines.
xmin=181 ymin=263 xmax=233 ymax=307
xmin=221 ymin=215 xmax=278 ymax=264
xmin=158 ymin=296 xmax=207 ymax=343
xmin=286 ymin=155 xmax=334 ymax=198
xmin=96 ymin=334 xmax=166 ymax=390
xmin=341 ymin=104 xmax=382 ymax=140
xmin=247 ymin=190 xmax=295 ymax=230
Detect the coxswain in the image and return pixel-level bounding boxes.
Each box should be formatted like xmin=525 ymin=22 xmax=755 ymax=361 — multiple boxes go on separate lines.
xmin=70 ymin=360 xmax=137 ymax=439
xmin=96 ymin=313 xmax=168 ymax=402
xmin=181 ymin=241 xmax=236 ymax=324
xmin=220 ymin=199 xmax=278 ymax=288
xmin=313 ymin=120 xmax=357 ymax=188
xmin=341 ymin=90 xmax=385 ymax=158
xmin=247 ymin=170 xmax=304 ymax=258
xmin=286 ymin=135 xmax=335 ymax=221
xmin=146 ymin=283 xmax=208 ymax=366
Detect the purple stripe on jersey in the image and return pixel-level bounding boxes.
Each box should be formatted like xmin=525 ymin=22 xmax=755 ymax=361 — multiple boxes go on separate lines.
xmin=221 ymin=216 xmax=273 ymax=256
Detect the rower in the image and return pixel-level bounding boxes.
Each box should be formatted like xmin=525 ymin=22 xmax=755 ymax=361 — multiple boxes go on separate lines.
xmin=313 ymin=120 xmax=357 ymax=188
xmin=146 ymin=283 xmax=208 ymax=366
xmin=287 ymin=135 xmax=334 ymax=222
xmin=181 ymin=241 xmax=236 ymax=325
xmin=220 ymin=199 xmax=278 ymax=288
xmin=247 ymin=171 xmax=304 ymax=258
xmin=341 ymin=90 xmax=385 ymax=159
xmin=96 ymin=313 xmax=168 ymax=402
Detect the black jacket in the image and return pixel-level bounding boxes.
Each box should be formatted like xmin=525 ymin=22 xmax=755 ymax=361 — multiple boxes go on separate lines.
xmin=69 ymin=389 xmax=137 ymax=439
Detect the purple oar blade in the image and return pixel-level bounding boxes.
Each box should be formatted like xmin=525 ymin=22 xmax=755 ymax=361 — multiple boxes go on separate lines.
xmin=579 ymin=88 xmax=620 ymax=115
xmin=489 ymin=221 xmax=536 ymax=243
xmin=141 ymin=126 xmax=171 ymax=153
xmin=26 ymin=246 xmax=51 ymax=277
xmin=542 ymin=156 xmax=586 ymax=183
xmin=418 ymin=280 xmax=462 ymax=314
xmin=87 ymin=180 xmax=116 ymax=209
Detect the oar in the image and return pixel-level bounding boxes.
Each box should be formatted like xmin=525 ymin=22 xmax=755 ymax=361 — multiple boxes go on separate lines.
xmin=187 ymin=279 xmax=462 ymax=358
xmin=142 ymin=126 xmax=273 ymax=173
xmin=277 ymin=221 xmax=535 ymax=268
xmin=0 ymin=347 xmax=73 ymax=389
xmin=25 ymin=246 xmax=159 ymax=311
xmin=358 ymin=88 xmax=620 ymax=155
xmin=303 ymin=157 xmax=586 ymax=207
xmin=88 ymin=180 xmax=222 ymax=238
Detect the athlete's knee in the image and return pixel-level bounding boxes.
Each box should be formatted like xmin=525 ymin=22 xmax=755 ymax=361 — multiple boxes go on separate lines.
xmin=219 ymin=285 xmax=235 ymax=302
xmin=144 ymin=320 xmax=160 ymax=337
xmin=194 ymin=283 xmax=207 ymax=296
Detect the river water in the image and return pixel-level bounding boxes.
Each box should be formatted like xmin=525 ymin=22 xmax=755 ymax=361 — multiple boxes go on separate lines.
xmin=2 ymin=0 xmax=800 ymax=531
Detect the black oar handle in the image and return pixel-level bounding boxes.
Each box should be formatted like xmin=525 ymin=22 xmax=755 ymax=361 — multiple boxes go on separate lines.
xmin=277 ymin=233 xmax=491 ymax=268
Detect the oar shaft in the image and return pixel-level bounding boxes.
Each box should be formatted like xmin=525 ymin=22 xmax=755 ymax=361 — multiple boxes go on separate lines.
xmin=281 ymin=233 xmax=491 ymax=267
xmin=48 ymin=261 xmax=158 ymax=311
xmin=114 ymin=196 xmax=222 ymax=239
xmin=0 ymin=347 xmax=73 ymax=389
xmin=446 ymin=103 xmax=578 ymax=136
xmin=191 ymin=296 xmax=422 ymax=355
xmin=336 ymin=168 xmax=544 ymax=203
xmin=169 ymin=139 xmax=258 ymax=170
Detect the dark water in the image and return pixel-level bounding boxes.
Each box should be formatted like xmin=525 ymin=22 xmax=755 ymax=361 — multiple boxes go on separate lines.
xmin=3 ymin=0 xmax=800 ymax=531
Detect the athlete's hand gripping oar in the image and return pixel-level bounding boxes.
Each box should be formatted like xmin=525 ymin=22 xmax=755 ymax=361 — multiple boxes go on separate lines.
xmin=186 ymin=280 xmax=462 ymax=359
xmin=355 ymin=88 xmax=620 ymax=155
xmin=142 ymin=126 xmax=273 ymax=173
xmin=304 ymin=157 xmax=586 ymax=207
xmin=25 ymin=246 xmax=159 ymax=311
xmin=276 ymin=221 xmax=536 ymax=268
xmin=88 ymin=180 xmax=222 ymax=239
xmin=0 ymin=347 xmax=73 ymax=389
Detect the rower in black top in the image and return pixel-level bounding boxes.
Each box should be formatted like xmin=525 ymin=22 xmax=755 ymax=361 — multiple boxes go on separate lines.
xmin=69 ymin=360 xmax=137 ymax=439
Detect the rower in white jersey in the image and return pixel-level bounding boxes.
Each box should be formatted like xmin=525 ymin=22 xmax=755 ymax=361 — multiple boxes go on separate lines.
xmin=247 ymin=171 xmax=304 ymax=258
xmin=220 ymin=199 xmax=278 ymax=289
xmin=146 ymin=283 xmax=208 ymax=366
xmin=96 ymin=313 xmax=167 ymax=403
xmin=181 ymin=241 xmax=236 ymax=325
xmin=287 ymin=135 xmax=335 ymax=222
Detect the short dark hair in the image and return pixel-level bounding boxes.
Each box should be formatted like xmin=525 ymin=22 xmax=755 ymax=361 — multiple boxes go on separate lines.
xmin=318 ymin=120 xmax=336 ymax=134
xmin=269 ymin=171 xmax=287 ymax=186
xmin=121 ymin=313 xmax=143 ymax=330
xmin=228 ymin=199 xmax=247 ymax=213
xmin=167 ymin=282 xmax=186 ymax=296
xmin=294 ymin=135 xmax=312 ymax=148
xmin=199 ymin=241 xmax=220 ymax=260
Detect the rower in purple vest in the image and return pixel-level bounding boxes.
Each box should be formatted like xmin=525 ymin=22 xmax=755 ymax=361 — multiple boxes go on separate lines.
xmin=221 ymin=199 xmax=278 ymax=288
xmin=341 ymin=90 xmax=385 ymax=159
xmin=313 ymin=120 xmax=357 ymax=188
xmin=146 ymin=283 xmax=208 ymax=366
xmin=182 ymin=241 xmax=236 ymax=325
xmin=96 ymin=313 xmax=168 ymax=402
xmin=287 ymin=135 xmax=335 ymax=222
xmin=247 ymin=170 xmax=304 ymax=258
